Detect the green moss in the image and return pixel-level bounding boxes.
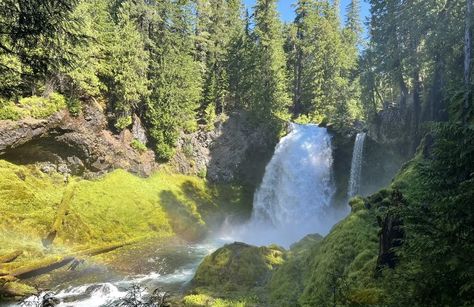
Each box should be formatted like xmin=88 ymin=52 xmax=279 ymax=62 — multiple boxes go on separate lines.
xmin=191 ymin=243 xmax=285 ymax=298
xmin=0 ymin=281 xmax=37 ymax=298
xmin=349 ymin=196 xmax=366 ymax=212
xmin=269 ymin=235 xmax=322 ymax=306
xmin=0 ymin=160 xmax=251 ymax=270
xmin=183 ymin=294 xmax=259 ymax=307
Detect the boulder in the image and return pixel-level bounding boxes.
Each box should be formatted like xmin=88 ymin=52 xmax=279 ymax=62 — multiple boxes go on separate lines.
xmin=191 ymin=242 xmax=285 ymax=295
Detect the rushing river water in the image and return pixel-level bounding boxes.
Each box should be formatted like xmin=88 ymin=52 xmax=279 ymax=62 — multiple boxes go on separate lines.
xmin=13 ymin=241 xmax=221 ymax=307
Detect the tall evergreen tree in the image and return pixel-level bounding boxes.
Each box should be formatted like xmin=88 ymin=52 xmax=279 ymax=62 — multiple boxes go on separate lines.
xmin=145 ymin=0 xmax=202 ymax=159
xmin=250 ymin=0 xmax=291 ymax=125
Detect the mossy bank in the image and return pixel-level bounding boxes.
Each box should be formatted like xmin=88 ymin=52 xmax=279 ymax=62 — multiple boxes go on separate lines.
xmin=0 ymin=160 xmax=252 ymax=300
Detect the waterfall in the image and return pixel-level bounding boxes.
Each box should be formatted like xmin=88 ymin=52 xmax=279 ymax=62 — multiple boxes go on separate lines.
xmin=347 ymin=132 xmax=366 ymax=198
xmin=223 ymin=124 xmax=338 ymax=247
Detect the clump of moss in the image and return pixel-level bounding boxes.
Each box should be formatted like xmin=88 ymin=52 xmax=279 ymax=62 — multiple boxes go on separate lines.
xmin=191 ymin=242 xmax=285 ymax=298
xmin=268 ymin=234 xmax=323 ymax=306
xmin=183 ymin=294 xmax=259 ymax=307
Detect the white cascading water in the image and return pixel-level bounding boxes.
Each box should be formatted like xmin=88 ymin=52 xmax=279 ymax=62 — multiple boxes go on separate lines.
xmin=347 ymin=132 xmax=366 ymax=198
xmin=223 ymin=124 xmax=339 ymax=247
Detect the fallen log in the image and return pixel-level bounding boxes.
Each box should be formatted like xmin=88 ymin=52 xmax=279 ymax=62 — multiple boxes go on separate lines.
xmin=9 ymin=257 xmax=75 ymax=280
xmin=0 ymin=250 xmax=23 ymax=264
xmin=73 ymin=241 xmax=135 ymax=257
xmin=6 ymin=240 xmax=138 ymax=280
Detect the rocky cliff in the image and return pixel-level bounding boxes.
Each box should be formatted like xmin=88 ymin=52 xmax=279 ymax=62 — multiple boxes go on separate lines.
xmin=0 ymin=100 xmax=156 ymax=178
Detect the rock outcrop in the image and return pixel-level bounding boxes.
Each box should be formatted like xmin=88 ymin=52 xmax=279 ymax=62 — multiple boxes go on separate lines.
xmin=0 ymin=100 xmax=157 ymax=177
xmin=173 ymin=112 xmax=278 ymax=186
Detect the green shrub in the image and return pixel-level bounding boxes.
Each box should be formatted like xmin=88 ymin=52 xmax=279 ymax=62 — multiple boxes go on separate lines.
xmin=67 ymin=97 xmax=82 ymax=116
xmin=197 ymin=167 xmax=207 ymax=179
xmin=183 ymin=142 xmax=194 ymax=157
xmin=130 ymin=139 xmax=147 ymax=153
xmin=19 ymin=92 xmax=66 ymax=118
xmin=0 ymin=100 xmax=25 ymax=120
xmin=115 ymin=116 xmax=132 ymax=130
xmin=0 ymin=93 xmax=66 ymax=120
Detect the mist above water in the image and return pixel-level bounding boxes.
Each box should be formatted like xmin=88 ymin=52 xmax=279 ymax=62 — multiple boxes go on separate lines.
xmin=220 ymin=124 xmax=348 ymax=248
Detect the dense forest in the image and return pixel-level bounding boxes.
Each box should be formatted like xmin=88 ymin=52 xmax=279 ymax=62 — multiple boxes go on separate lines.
xmin=0 ymin=0 xmax=473 ymax=306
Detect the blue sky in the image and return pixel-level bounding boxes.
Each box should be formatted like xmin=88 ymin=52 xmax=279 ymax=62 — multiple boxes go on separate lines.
xmin=243 ymin=0 xmax=371 ymax=29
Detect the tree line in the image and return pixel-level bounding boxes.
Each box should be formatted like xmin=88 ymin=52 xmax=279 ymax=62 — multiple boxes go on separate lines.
xmin=0 ymin=0 xmax=362 ymax=159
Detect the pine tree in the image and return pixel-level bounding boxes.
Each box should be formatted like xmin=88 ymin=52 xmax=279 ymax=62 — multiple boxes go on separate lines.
xmin=145 ymin=0 xmax=202 ymax=160
xmin=250 ymin=0 xmax=291 ymax=126
xmin=196 ymin=0 xmax=244 ymax=117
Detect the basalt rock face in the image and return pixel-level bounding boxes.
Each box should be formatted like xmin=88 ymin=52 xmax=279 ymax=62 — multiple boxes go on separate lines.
xmin=0 ymin=101 xmax=157 ymax=177
xmin=173 ymin=112 xmax=278 ymax=186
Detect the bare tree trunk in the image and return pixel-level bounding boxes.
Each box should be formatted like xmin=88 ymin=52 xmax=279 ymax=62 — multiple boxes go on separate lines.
xmin=463 ymin=0 xmax=472 ymax=125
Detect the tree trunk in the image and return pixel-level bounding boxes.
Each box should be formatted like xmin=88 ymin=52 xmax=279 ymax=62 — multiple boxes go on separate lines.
xmin=464 ymin=0 xmax=472 ymax=125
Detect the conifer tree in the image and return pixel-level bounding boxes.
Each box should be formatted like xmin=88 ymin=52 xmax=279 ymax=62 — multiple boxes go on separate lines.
xmin=250 ymin=0 xmax=291 ymax=126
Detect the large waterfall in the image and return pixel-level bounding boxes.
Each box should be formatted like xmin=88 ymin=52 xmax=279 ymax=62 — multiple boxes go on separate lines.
xmin=223 ymin=124 xmax=338 ymax=247
xmin=347 ymin=132 xmax=366 ymax=198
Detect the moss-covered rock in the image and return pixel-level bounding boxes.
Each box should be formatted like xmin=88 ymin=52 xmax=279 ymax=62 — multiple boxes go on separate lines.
xmin=191 ymin=242 xmax=285 ymax=299
xmin=182 ymin=294 xmax=259 ymax=307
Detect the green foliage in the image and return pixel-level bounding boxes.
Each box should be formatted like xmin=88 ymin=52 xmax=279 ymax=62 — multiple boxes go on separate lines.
xmin=249 ymin=0 xmax=291 ymax=126
xmin=0 ymin=93 xmax=66 ymax=120
xmin=195 ymin=0 xmax=243 ymax=115
xmin=115 ymin=116 xmax=132 ymax=130
xmin=0 ymin=0 xmax=81 ymax=97
xmin=66 ymin=97 xmax=82 ymax=116
xmin=268 ymin=234 xmax=322 ymax=306
xmin=197 ymin=167 xmax=207 ymax=179
xmin=265 ymin=204 xmax=382 ymax=307
xmin=381 ymin=124 xmax=474 ymax=306
xmin=130 ymin=139 xmax=147 ymax=153
xmin=287 ymin=0 xmax=362 ymax=128
xmin=183 ymin=294 xmax=260 ymax=307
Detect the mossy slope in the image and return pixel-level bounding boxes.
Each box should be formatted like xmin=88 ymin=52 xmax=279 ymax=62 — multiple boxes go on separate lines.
xmin=0 ymin=160 xmax=251 ymax=272
xmin=265 ymin=198 xmax=380 ymax=306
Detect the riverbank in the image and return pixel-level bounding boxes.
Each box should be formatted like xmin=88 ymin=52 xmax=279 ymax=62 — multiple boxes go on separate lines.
xmin=0 ymin=160 xmax=253 ymax=303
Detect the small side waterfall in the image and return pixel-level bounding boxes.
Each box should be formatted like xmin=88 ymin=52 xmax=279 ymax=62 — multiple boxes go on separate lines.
xmin=347 ymin=132 xmax=366 ymax=198
xmin=223 ymin=124 xmax=338 ymax=247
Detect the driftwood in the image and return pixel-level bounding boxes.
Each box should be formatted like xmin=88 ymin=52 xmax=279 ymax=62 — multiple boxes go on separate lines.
xmin=0 ymin=250 xmax=23 ymax=264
